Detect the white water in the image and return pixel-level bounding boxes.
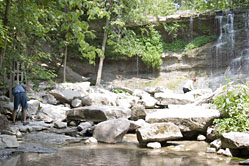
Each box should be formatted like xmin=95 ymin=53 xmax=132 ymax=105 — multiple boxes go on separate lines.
xmin=210 ymin=9 xmax=249 ymax=88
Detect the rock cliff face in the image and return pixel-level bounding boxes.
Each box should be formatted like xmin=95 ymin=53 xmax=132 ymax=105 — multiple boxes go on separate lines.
xmin=67 ymin=8 xmax=249 ymax=91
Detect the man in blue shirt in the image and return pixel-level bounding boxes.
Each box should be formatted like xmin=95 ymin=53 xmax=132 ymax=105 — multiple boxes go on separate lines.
xmin=12 ymin=84 xmax=29 ymax=125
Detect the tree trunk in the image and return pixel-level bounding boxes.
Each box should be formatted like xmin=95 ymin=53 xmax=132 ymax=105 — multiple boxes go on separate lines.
xmin=95 ymin=0 xmax=113 ymax=86
xmin=96 ymin=18 xmax=109 ymax=86
xmin=63 ymin=46 xmax=67 ymax=83
xmin=0 ymin=0 xmax=12 ymax=68
xmin=216 ymin=0 xmax=219 ymax=10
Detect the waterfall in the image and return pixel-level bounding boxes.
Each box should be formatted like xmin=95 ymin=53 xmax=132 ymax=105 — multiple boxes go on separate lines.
xmin=217 ymin=16 xmax=223 ymax=41
xmin=215 ymin=16 xmax=223 ymax=71
xmin=228 ymin=13 xmax=235 ymax=59
xmin=209 ymin=9 xmax=249 ymax=88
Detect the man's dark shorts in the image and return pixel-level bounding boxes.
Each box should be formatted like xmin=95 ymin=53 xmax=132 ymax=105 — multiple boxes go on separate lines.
xmin=183 ymin=87 xmax=191 ymax=94
xmin=14 ymin=92 xmax=28 ymax=110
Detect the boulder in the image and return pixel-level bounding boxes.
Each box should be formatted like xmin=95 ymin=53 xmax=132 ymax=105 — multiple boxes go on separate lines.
xmin=67 ymin=105 xmax=131 ymax=123
xmin=206 ymin=125 xmax=219 ymax=141
xmin=129 ymin=119 xmax=149 ymax=132
xmin=221 ymin=132 xmax=249 ymax=149
xmin=93 ymin=118 xmax=130 ymax=143
xmin=77 ymin=122 xmax=92 ymax=131
xmin=136 ymin=122 xmax=183 ymax=144
xmin=37 ymin=104 xmax=71 ymax=122
xmin=116 ymin=93 xmax=139 ymax=109
xmin=210 ymin=139 xmax=222 ymax=150
xmin=27 ymin=100 xmax=40 ymax=117
xmin=81 ymin=92 xmax=117 ymax=106
xmin=217 ymin=148 xmax=232 ymax=157
xmin=77 ymin=122 xmax=93 ymax=136
xmin=42 ymin=94 xmax=58 ymax=105
xmin=144 ymin=86 xmax=174 ymax=95
xmin=50 ymin=89 xmax=82 ymax=104
xmin=139 ymin=95 xmax=157 ymax=109
xmin=132 ymin=89 xmax=158 ymax=108
xmin=197 ymin=134 xmax=206 ymax=141
xmin=145 ymin=105 xmax=220 ymax=137
xmin=84 ymin=137 xmax=98 ymax=144
xmin=130 ymin=104 xmax=146 ymax=120
xmin=55 ymin=82 xmax=91 ymax=94
xmin=54 ymin=122 xmax=67 ymax=129
xmin=50 ymin=127 xmax=78 ymax=137
xmin=147 ymin=142 xmax=161 ymax=149
xmin=154 ymin=92 xmax=194 ymax=106
xmin=71 ymin=98 xmax=82 ymax=108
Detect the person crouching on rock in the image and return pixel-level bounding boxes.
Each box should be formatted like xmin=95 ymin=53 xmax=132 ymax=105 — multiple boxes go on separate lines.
xmin=183 ymin=78 xmax=196 ymax=94
xmin=12 ymin=84 xmax=29 ymax=126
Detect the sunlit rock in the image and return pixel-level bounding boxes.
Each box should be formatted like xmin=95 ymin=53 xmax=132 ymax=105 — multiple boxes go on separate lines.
xmin=67 ymin=105 xmax=131 ymax=123
xmin=146 ymin=105 xmax=220 ymax=138
xmin=93 ymin=118 xmax=130 ymax=143
xmin=136 ymin=122 xmax=182 ymax=144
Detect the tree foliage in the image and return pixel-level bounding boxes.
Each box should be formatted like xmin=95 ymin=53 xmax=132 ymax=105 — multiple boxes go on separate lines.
xmin=0 ymin=0 xmax=248 ymax=84
xmin=108 ymin=25 xmax=163 ymax=69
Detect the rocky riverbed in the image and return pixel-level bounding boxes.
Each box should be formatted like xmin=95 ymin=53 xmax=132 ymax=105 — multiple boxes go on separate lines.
xmin=0 ymin=81 xmax=248 ymax=165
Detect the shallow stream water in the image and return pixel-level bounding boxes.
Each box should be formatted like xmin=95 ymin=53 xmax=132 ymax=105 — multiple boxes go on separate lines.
xmin=0 ymin=138 xmax=241 ymax=166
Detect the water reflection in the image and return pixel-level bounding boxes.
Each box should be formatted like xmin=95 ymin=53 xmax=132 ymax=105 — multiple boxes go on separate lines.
xmin=0 ymin=143 xmax=239 ymax=166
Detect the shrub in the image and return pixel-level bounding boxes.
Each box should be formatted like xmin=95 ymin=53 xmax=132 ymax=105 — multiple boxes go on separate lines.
xmin=163 ymin=39 xmax=186 ymax=52
xmin=213 ymin=82 xmax=249 ymax=134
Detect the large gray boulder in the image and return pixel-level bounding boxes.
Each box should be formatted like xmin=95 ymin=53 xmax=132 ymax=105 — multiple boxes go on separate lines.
xmin=130 ymin=104 xmax=146 ymax=120
xmin=81 ymin=92 xmax=117 ymax=106
xmin=93 ymin=118 xmax=130 ymax=143
xmin=37 ymin=104 xmax=71 ymax=122
xmin=154 ymin=92 xmax=194 ymax=106
xmin=49 ymin=82 xmax=92 ymax=104
xmin=221 ymin=132 xmax=249 ymax=149
xmin=116 ymin=93 xmax=139 ymax=109
xmin=145 ymin=105 xmax=220 ymax=137
xmin=139 ymin=95 xmax=157 ymax=109
xmin=66 ymin=105 xmax=131 ymax=122
xmin=27 ymin=100 xmax=40 ymax=117
xmin=136 ymin=122 xmax=183 ymax=144
xmin=71 ymin=98 xmax=82 ymax=108
xmin=41 ymin=94 xmax=58 ymax=105
xmin=50 ymin=89 xmax=82 ymax=104
xmin=54 ymin=82 xmax=91 ymax=95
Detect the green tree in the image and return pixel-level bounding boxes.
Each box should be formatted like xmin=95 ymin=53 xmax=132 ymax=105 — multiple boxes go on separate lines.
xmin=86 ymin=0 xmax=175 ymax=85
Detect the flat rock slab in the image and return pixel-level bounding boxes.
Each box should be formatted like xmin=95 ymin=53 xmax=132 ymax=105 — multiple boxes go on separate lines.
xmin=154 ymin=93 xmax=194 ymax=106
xmin=146 ymin=106 xmax=220 ymax=133
xmin=67 ymin=105 xmax=131 ymax=122
xmin=0 ymin=135 xmax=19 ymax=148
xmin=10 ymin=121 xmax=53 ymax=133
xmin=137 ymin=122 xmax=183 ymax=144
xmin=0 ymin=142 xmax=57 ymax=160
xmin=23 ymin=132 xmax=78 ymax=147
